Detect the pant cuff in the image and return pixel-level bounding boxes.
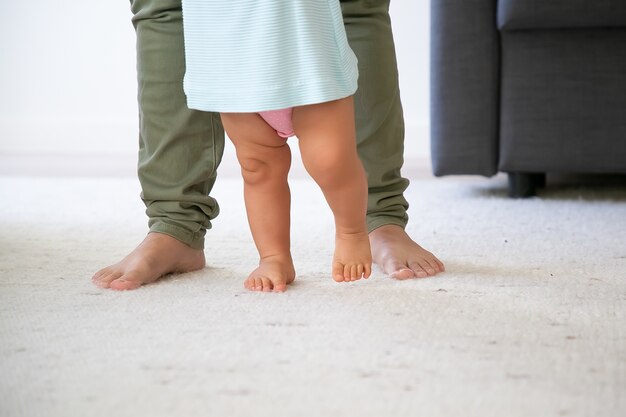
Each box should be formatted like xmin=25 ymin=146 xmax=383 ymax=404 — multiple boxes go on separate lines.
xmin=366 ymin=215 xmax=408 ymax=234
xmin=149 ymin=222 xmax=206 ymax=250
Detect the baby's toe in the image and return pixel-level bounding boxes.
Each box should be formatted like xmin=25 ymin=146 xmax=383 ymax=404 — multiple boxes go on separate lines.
xmin=364 ymin=263 xmax=372 ymax=279
xmin=261 ymin=277 xmax=273 ymax=292
xmin=344 ymin=265 xmax=352 ymax=281
xmin=244 ymin=277 xmax=253 ymax=290
xmin=332 ymin=262 xmax=345 ymax=282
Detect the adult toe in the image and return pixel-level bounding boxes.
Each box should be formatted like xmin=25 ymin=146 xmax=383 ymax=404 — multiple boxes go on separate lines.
xmin=385 ymin=259 xmax=415 ymax=279
xmin=93 ymin=271 xmax=123 ymax=288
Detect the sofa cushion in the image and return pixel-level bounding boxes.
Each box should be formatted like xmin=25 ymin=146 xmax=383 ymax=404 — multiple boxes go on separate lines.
xmin=498 ymin=0 xmax=626 ymax=31
xmin=499 ymin=30 xmax=626 ymax=173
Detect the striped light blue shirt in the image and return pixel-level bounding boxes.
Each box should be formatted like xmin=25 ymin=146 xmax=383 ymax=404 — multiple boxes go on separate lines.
xmin=182 ymin=0 xmax=359 ymax=113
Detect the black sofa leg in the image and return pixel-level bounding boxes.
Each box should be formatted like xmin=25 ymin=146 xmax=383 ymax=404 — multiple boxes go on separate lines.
xmin=508 ymin=173 xmax=546 ymax=198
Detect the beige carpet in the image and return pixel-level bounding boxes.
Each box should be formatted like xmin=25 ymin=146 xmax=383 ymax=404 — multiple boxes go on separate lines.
xmin=1 ymin=172 xmax=625 ymax=417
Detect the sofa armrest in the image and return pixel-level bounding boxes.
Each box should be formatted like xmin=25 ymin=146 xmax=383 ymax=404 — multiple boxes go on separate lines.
xmin=430 ymin=0 xmax=500 ymax=176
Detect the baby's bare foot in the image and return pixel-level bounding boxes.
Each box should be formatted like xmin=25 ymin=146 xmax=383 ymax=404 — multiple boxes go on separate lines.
xmin=244 ymin=254 xmax=295 ymax=293
xmin=369 ymin=224 xmax=444 ymax=279
xmin=332 ymin=231 xmax=372 ymax=282
xmin=92 ymin=232 xmax=206 ymax=290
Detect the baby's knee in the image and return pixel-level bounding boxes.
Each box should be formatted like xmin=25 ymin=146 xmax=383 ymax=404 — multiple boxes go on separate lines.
xmin=305 ymin=148 xmax=350 ymax=185
xmin=239 ymin=157 xmax=270 ymax=185
xmin=238 ymin=150 xmax=290 ymax=185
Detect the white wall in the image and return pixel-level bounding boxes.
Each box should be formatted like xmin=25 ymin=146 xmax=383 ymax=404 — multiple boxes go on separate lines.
xmin=0 ymin=1 xmax=430 ymax=175
xmin=391 ymin=0 xmax=431 ymax=162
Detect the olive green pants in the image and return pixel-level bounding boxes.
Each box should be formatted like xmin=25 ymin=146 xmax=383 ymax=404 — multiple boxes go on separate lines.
xmin=130 ymin=0 xmax=409 ymax=249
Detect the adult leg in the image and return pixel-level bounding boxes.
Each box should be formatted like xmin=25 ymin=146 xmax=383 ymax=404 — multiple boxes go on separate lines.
xmin=220 ymin=113 xmax=295 ymax=293
xmin=93 ymin=0 xmax=224 ymax=290
xmin=340 ymin=0 xmax=444 ymax=278
xmin=293 ymin=97 xmax=372 ymax=282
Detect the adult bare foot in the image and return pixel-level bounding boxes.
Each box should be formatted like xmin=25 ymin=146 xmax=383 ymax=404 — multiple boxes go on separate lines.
xmin=369 ymin=224 xmax=444 ymax=280
xmin=332 ymin=231 xmax=372 ymax=282
xmin=244 ymin=254 xmax=296 ymax=292
xmin=92 ymin=232 xmax=206 ymax=290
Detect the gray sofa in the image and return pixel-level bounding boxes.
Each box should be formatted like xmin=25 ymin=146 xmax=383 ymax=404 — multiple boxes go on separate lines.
xmin=430 ymin=0 xmax=626 ymax=197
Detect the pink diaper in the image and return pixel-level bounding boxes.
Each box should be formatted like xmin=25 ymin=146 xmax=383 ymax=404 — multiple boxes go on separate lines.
xmin=258 ymin=108 xmax=295 ymax=138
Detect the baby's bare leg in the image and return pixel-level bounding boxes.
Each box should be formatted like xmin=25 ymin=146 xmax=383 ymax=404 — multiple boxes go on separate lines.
xmin=220 ymin=113 xmax=295 ymax=292
xmin=292 ymin=97 xmax=372 ymax=282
